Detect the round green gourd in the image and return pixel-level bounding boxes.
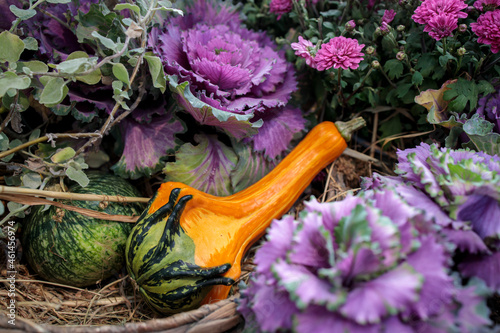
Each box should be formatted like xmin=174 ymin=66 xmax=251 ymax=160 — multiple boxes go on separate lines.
xmin=22 ymin=173 xmax=144 ymax=287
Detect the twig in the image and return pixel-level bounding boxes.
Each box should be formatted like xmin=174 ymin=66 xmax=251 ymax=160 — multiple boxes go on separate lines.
xmin=0 ymin=185 xmax=150 ymax=203
xmin=0 ymin=132 xmax=101 ymax=159
xmin=0 ymin=193 xmax=143 ymax=223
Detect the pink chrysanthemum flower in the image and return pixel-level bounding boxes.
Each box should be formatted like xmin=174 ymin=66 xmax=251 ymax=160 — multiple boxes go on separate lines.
xmin=412 ymin=0 xmax=468 ymax=25
xmin=471 ymin=9 xmax=500 ymax=53
xmin=315 ymin=36 xmax=365 ymax=71
xmin=473 ymin=0 xmax=500 ymax=11
xmin=291 ymin=36 xmax=317 ymax=68
xmin=424 ymin=12 xmax=458 ymax=40
xmin=382 ymin=9 xmax=397 ymax=24
xmin=269 ymin=0 xmax=293 ymax=19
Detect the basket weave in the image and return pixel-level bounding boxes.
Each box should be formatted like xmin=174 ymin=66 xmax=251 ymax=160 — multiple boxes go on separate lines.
xmin=0 ymin=295 xmax=242 ymax=333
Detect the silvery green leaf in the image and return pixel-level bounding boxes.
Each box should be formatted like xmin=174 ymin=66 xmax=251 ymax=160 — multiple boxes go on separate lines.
xmin=39 ymin=77 xmax=68 ymax=106
xmin=9 ymin=5 xmax=36 ymax=20
xmin=112 ymin=63 xmax=130 ymax=87
xmin=22 ymin=173 xmax=42 ymax=189
xmin=91 ymin=31 xmax=118 ymax=51
xmin=51 ymin=147 xmax=76 ymax=163
xmin=0 ymin=133 xmax=9 ymax=151
xmin=56 ymin=57 xmax=97 ymax=74
xmin=22 ymin=37 xmax=38 ymax=51
xmin=7 ymin=201 xmax=25 ymax=218
xmin=66 ymin=166 xmax=89 ymax=187
xmin=0 ymin=72 xmax=30 ymax=98
xmin=0 ymin=31 xmax=25 ymax=63
xmin=114 ymin=3 xmax=141 ymax=14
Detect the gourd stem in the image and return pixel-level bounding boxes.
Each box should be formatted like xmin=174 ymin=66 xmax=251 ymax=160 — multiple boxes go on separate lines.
xmin=335 ymin=117 xmax=366 ymax=142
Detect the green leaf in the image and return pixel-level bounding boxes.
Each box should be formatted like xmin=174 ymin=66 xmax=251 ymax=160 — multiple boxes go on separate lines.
xmin=0 ymin=31 xmax=25 ymax=63
xmin=114 ymin=3 xmax=141 ymax=14
xmin=412 ymin=71 xmax=423 ymax=85
xmin=477 ymin=80 xmax=495 ymax=95
xmin=46 ymin=0 xmax=71 ymax=3
xmin=383 ymin=59 xmax=403 ymax=79
xmin=51 ymin=147 xmax=76 ymax=163
xmin=0 ymin=133 xmax=9 ymax=151
xmin=91 ymin=31 xmax=118 ymax=51
xmin=2 ymin=91 xmax=30 ymax=111
xmin=415 ymin=54 xmax=437 ymax=77
xmin=22 ymin=173 xmax=42 ymax=189
xmin=7 ymin=201 xmax=25 ymax=218
xmin=396 ymin=83 xmax=412 ymax=98
xmin=56 ymin=56 xmax=97 ymax=74
xmin=443 ymin=78 xmax=479 ymax=112
xmin=439 ymin=54 xmax=456 ymax=67
xmin=463 ymin=114 xmax=494 ymax=136
xmin=334 ymin=204 xmax=371 ymax=252
xmin=19 ymin=60 xmax=48 ymax=73
xmin=0 ymin=72 xmax=31 ymax=98
xmin=22 ymin=37 xmax=38 ymax=51
xmin=112 ymin=63 xmax=130 ymax=87
xmin=9 ymin=5 xmax=36 ymax=20
xmin=144 ymin=54 xmax=166 ymax=93
xmin=2 ymin=139 xmax=21 ymax=162
xmin=39 ymin=77 xmax=68 ymax=106
xmin=29 ymin=129 xmax=41 ymax=142
xmin=65 ymin=51 xmax=101 ymax=84
xmin=65 ymin=165 xmax=89 ymax=187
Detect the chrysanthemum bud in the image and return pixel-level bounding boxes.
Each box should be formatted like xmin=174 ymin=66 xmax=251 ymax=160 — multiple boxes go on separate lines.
xmin=396 ymin=51 xmax=406 ymax=61
xmin=458 ymin=24 xmax=468 ymax=33
xmin=345 ymin=20 xmax=356 ymax=31
xmin=397 ymin=25 xmax=405 ymax=31
xmin=365 ymin=46 xmax=376 ymax=55
xmin=371 ymin=60 xmax=381 ymax=68
xmin=457 ymin=47 xmax=466 ymax=56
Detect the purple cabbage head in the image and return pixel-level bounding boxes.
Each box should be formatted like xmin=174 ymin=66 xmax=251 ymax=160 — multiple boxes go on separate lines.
xmin=363 ymin=142 xmax=500 ymax=292
xmin=238 ymin=189 xmax=492 ymax=332
xmin=149 ymin=0 xmax=303 ymax=150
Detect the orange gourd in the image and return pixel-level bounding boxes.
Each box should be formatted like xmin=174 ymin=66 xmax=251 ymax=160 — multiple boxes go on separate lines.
xmin=125 ymin=118 xmax=365 ymax=315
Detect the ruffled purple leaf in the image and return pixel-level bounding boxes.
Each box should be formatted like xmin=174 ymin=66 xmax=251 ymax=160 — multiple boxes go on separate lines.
xmin=111 ymin=113 xmax=184 ymax=179
xmin=340 ymin=263 xmax=422 ymax=325
xmin=457 ymin=193 xmax=500 ymax=239
xmin=295 ymin=306 xmax=381 ymax=333
xmin=441 ymin=228 xmax=490 ymax=254
xmin=288 ymin=212 xmax=331 ymax=268
xmin=254 ymin=215 xmax=297 ymax=275
xmin=404 ymin=235 xmax=455 ymax=321
xmin=455 ymin=278 xmax=492 ymax=332
xmin=163 ymin=133 xmax=238 ymax=196
xmin=168 ymin=76 xmax=263 ymax=139
xmin=273 ymin=259 xmax=346 ymax=310
xmin=241 ymin=274 xmax=299 ymax=333
xmin=230 ymin=140 xmax=278 ymax=193
xmin=247 ymin=106 xmax=306 ymax=160
xmin=459 ymin=251 xmax=500 ymax=292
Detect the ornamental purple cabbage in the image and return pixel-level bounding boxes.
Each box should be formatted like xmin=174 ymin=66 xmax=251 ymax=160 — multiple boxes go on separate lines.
xmin=149 ymin=0 xmax=303 ymax=147
xmin=238 ymin=189 xmax=492 ymax=332
xmin=363 ymin=142 xmax=500 ymax=292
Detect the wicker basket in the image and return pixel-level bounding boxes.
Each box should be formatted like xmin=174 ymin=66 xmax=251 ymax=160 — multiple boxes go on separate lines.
xmin=0 ymin=295 xmax=243 ymax=333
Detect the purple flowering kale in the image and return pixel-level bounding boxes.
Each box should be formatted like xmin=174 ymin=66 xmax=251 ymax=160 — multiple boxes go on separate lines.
xmin=363 ymin=142 xmax=500 ymax=292
xmin=149 ymin=0 xmax=303 ymax=145
xmin=238 ymin=189 xmax=492 ymax=332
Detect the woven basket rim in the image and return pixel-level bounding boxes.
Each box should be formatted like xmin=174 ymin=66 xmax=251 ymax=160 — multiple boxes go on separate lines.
xmin=0 ymin=295 xmax=242 ymax=333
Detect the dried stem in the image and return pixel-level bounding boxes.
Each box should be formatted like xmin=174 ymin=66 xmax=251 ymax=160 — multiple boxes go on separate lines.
xmin=0 ymin=132 xmax=101 ymax=159
xmin=0 ymin=185 xmax=150 ymax=203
